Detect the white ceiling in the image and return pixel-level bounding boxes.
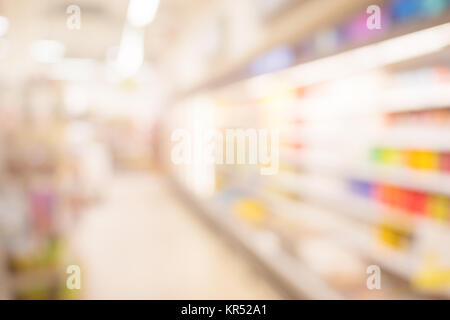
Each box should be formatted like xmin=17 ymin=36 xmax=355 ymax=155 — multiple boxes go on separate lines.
xmin=0 ymin=0 xmax=210 ymax=61
xmin=0 ymin=0 xmax=373 ymax=90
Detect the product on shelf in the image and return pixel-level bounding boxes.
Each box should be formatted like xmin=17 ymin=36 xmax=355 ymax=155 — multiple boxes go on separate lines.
xmin=376 ymin=222 xmax=413 ymax=249
xmin=8 ymin=236 xmax=66 ymax=300
xmin=280 ymin=141 xmax=304 ymax=151
xmin=385 ymin=107 xmax=450 ymax=127
xmin=441 ymin=152 xmax=450 ymax=172
xmin=370 ymin=147 xmax=450 ymax=172
xmin=391 ymin=0 xmax=449 ymax=22
xmin=411 ymin=222 xmax=450 ymax=294
xmin=293 ymin=0 xmax=450 ymax=64
xmin=232 ymin=198 xmax=267 ymax=226
xmin=348 ymin=179 xmax=450 ymax=223
xmin=427 ymin=195 xmax=450 ymax=220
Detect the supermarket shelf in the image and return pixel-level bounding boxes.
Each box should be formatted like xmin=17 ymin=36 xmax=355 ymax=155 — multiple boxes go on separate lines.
xmin=171 ymin=177 xmax=343 ymax=300
xmin=241 ymin=23 xmax=450 ymax=98
xmin=260 ymin=191 xmax=450 ymax=299
xmin=290 ymin=83 xmax=450 ymax=117
xmin=168 ymin=4 xmax=450 ymax=301
xmin=268 ymin=172 xmax=449 ymax=228
xmin=349 ymin=164 xmax=450 ymax=197
xmin=380 ymin=83 xmax=450 ymax=113
xmin=0 ymin=245 xmax=11 ymax=300
xmin=281 ymin=125 xmax=450 ymax=150
xmin=191 ymin=12 xmax=450 ymax=99
xmin=262 ymin=191 xmax=412 ymax=274
xmin=377 ymin=126 xmax=450 ymax=150
xmin=280 ymin=150 xmax=450 ymax=196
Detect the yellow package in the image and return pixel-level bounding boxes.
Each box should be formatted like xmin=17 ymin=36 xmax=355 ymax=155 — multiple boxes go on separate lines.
xmin=232 ymin=199 xmax=266 ymax=225
xmin=426 ymin=196 xmax=449 ymax=222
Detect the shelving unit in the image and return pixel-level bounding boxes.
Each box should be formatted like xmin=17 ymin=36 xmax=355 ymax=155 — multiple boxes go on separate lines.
xmin=166 ymin=0 xmax=450 ymax=299
xmin=172 ymin=179 xmax=343 ymax=299
xmin=0 ymin=245 xmax=11 ymax=300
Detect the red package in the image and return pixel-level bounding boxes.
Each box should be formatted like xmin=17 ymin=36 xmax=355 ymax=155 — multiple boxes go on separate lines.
xmin=440 ymin=153 xmax=450 ymax=173
xmin=372 ymin=184 xmax=384 ymax=203
xmin=388 ymin=186 xmax=403 ymax=209
xmin=403 ymin=190 xmax=427 ymax=215
xmin=382 ymin=185 xmax=395 ymax=207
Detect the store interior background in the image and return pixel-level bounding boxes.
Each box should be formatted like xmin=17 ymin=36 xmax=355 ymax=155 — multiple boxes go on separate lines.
xmin=0 ymin=0 xmax=450 ymax=299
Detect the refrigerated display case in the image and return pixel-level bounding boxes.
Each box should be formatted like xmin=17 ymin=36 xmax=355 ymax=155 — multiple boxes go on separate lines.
xmin=164 ymin=0 xmax=450 ymax=299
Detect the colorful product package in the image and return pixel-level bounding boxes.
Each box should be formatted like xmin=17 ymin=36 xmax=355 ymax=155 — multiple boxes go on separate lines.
xmin=426 ymin=195 xmax=450 ymax=221
xmin=440 ymin=153 xmax=450 ymax=173
xmin=404 ymin=190 xmax=427 ymax=215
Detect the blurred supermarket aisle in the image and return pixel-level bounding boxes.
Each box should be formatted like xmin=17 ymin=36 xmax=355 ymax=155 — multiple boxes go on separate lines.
xmin=1 ymin=0 xmax=450 ymax=301
xmin=71 ymin=171 xmax=282 ymax=300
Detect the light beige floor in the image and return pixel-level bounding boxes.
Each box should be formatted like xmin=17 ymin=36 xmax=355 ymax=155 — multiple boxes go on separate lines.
xmin=71 ymin=172 xmax=282 ymax=299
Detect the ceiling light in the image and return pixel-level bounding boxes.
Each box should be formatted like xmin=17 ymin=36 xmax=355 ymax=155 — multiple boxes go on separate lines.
xmin=127 ymin=0 xmax=160 ymax=27
xmin=116 ymin=26 xmax=144 ymax=77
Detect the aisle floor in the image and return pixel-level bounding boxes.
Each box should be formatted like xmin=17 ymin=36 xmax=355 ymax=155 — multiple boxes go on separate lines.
xmin=71 ymin=172 xmax=282 ymax=299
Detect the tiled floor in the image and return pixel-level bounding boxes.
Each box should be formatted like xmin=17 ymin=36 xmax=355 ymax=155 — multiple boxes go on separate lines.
xmin=71 ymin=172 xmax=282 ymax=299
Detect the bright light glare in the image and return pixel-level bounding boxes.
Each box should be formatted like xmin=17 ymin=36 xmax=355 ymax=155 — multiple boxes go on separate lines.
xmin=127 ymin=0 xmax=160 ymax=27
xmin=0 ymin=16 xmax=8 ymax=37
xmin=116 ymin=26 xmax=144 ymax=77
xmin=30 ymin=40 xmax=65 ymax=64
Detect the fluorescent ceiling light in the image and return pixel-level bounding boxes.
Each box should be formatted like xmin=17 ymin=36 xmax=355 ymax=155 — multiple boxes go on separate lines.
xmin=30 ymin=40 xmax=65 ymax=63
xmin=116 ymin=26 xmax=144 ymax=77
xmin=127 ymin=0 xmax=160 ymax=27
xmin=0 ymin=16 xmax=8 ymax=37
